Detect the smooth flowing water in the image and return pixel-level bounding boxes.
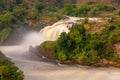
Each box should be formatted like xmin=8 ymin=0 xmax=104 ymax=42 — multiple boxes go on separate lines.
xmin=0 ymin=17 xmax=120 ymax=80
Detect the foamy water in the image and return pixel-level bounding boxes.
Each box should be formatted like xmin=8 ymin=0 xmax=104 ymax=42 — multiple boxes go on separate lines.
xmin=1 ymin=44 xmax=120 ymax=80
xmin=0 ymin=17 xmax=120 ymax=80
xmin=40 ymin=16 xmax=103 ymax=40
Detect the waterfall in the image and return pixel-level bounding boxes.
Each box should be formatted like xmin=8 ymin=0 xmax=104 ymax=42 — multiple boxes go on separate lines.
xmin=40 ymin=16 xmax=102 ymax=40
xmin=1 ymin=17 xmax=117 ymax=80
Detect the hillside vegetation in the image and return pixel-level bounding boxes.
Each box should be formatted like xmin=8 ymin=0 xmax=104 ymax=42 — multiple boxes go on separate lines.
xmin=0 ymin=0 xmax=120 ymax=67
xmin=0 ymin=51 xmax=24 ymax=80
xmin=76 ymin=0 xmax=120 ymax=7
xmin=0 ymin=0 xmax=120 ymax=44
xmin=38 ymin=18 xmax=120 ymax=67
xmin=0 ymin=0 xmax=63 ymax=44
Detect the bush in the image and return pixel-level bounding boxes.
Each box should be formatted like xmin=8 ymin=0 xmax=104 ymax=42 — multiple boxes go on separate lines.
xmin=0 ymin=12 xmax=15 ymax=25
xmin=0 ymin=27 xmax=11 ymax=43
xmin=63 ymin=3 xmax=76 ymax=15
xmin=0 ymin=59 xmax=24 ymax=80
xmin=36 ymin=2 xmax=44 ymax=12
xmin=62 ymin=4 xmax=115 ymax=17
xmin=74 ymin=5 xmax=91 ymax=16
xmin=38 ymin=41 xmax=56 ymax=59
xmin=96 ymin=4 xmax=115 ymax=11
xmin=48 ymin=6 xmax=57 ymax=12
xmin=16 ymin=0 xmax=22 ymax=4
xmin=57 ymin=52 xmax=67 ymax=61
xmin=52 ymin=24 xmax=119 ymax=64
xmin=25 ymin=11 xmax=38 ymax=20
xmin=0 ymin=0 xmax=6 ymax=13
xmin=13 ymin=5 xmax=28 ymax=20
xmin=0 ymin=52 xmax=24 ymax=80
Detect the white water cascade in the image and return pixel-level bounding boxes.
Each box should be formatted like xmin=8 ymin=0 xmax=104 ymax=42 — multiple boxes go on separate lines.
xmin=40 ymin=17 xmax=76 ymax=40
xmin=0 ymin=17 xmax=120 ymax=80
xmin=40 ymin=16 xmax=102 ymax=40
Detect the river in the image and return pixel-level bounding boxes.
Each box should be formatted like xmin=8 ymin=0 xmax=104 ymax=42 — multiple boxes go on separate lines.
xmin=0 ymin=17 xmax=120 ymax=80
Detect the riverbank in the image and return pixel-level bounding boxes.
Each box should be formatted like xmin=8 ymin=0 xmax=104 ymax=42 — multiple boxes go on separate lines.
xmin=37 ymin=45 xmax=120 ymax=68
xmin=1 ymin=45 xmax=120 ymax=80
xmin=0 ymin=51 xmax=24 ymax=80
xmin=37 ymin=16 xmax=120 ymax=68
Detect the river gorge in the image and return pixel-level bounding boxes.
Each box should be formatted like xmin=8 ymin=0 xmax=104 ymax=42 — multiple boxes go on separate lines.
xmin=0 ymin=17 xmax=120 ymax=80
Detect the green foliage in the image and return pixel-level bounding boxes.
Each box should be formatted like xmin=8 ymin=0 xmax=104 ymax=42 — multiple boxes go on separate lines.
xmin=52 ymin=23 xmax=120 ymax=64
xmin=63 ymin=3 xmax=76 ymax=15
xmin=38 ymin=41 xmax=56 ymax=58
xmin=0 ymin=59 xmax=24 ymax=80
xmin=48 ymin=6 xmax=57 ymax=12
xmin=0 ymin=0 xmax=18 ymax=12
xmin=0 ymin=52 xmax=24 ymax=80
xmin=63 ymin=3 xmax=115 ymax=17
xmin=56 ymin=0 xmax=63 ymax=7
xmin=25 ymin=11 xmax=38 ymax=20
xmin=0 ymin=12 xmax=15 ymax=29
xmin=74 ymin=5 xmax=91 ymax=16
xmin=82 ymin=17 xmax=89 ymax=24
xmin=36 ymin=2 xmax=44 ymax=12
xmin=0 ymin=12 xmax=15 ymax=22
xmin=0 ymin=27 xmax=11 ymax=43
xmin=54 ymin=24 xmax=86 ymax=61
xmin=57 ymin=52 xmax=67 ymax=61
xmin=44 ymin=41 xmax=55 ymax=49
xmin=16 ymin=0 xmax=22 ymax=4
xmin=0 ymin=12 xmax=15 ymax=43
xmin=96 ymin=4 xmax=115 ymax=11
xmin=13 ymin=5 xmax=28 ymax=20
xmin=0 ymin=0 xmax=6 ymax=12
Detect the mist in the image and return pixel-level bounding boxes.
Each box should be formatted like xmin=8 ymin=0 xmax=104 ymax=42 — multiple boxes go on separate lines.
xmin=0 ymin=17 xmax=120 ymax=80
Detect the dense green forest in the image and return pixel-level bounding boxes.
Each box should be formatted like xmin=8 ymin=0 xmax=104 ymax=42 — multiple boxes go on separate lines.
xmin=33 ymin=1 xmax=120 ymax=67
xmin=63 ymin=3 xmax=115 ymax=17
xmin=38 ymin=21 xmax=120 ymax=66
xmin=0 ymin=1 xmax=120 ymax=79
xmin=0 ymin=0 xmax=119 ymax=44
xmin=0 ymin=0 xmax=64 ymax=44
xmin=0 ymin=51 xmax=24 ymax=80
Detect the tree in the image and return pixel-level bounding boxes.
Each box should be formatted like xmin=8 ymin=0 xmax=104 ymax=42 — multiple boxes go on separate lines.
xmin=0 ymin=12 xmax=15 ymax=29
xmin=48 ymin=6 xmax=57 ymax=12
xmin=13 ymin=5 xmax=27 ymax=20
xmin=36 ymin=2 xmax=44 ymax=12
xmin=0 ymin=51 xmax=24 ymax=80
xmin=63 ymin=3 xmax=76 ymax=15
xmin=0 ymin=0 xmax=6 ymax=13
xmin=0 ymin=27 xmax=11 ymax=43
xmin=16 ymin=0 xmax=22 ymax=4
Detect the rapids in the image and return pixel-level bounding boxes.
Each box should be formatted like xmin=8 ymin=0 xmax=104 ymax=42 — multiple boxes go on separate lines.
xmin=0 ymin=17 xmax=120 ymax=80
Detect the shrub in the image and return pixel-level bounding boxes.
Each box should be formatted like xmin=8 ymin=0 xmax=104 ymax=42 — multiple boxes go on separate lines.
xmin=0 ymin=59 xmax=24 ymax=80
xmin=57 ymin=52 xmax=67 ymax=61
xmin=62 ymin=4 xmax=115 ymax=17
xmin=0 ymin=52 xmax=24 ymax=80
xmin=96 ymin=4 xmax=115 ymax=11
xmin=52 ymin=24 xmax=119 ymax=64
xmin=16 ymin=0 xmax=22 ymax=4
xmin=25 ymin=11 xmax=38 ymax=20
xmin=13 ymin=6 xmax=28 ymax=20
xmin=0 ymin=27 xmax=11 ymax=43
xmin=36 ymin=2 xmax=44 ymax=12
xmin=63 ymin=3 xmax=76 ymax=15
xmin=48 ymin=6 xmax=57 ymax=12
